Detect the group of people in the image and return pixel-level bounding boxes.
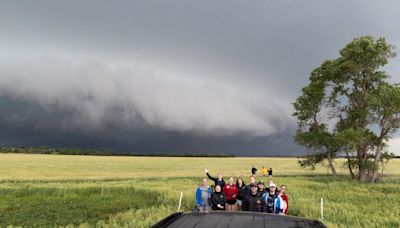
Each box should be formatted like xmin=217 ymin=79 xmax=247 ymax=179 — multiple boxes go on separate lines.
xmin=195 ymin=168 xmax=288 ymax=215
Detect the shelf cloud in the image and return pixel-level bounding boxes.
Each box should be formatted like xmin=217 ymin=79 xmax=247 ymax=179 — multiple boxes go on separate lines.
xmin=0 ymin=0 xmax=399 ymax=155
xmin=0 ymin=56 xmax=288 ymax=137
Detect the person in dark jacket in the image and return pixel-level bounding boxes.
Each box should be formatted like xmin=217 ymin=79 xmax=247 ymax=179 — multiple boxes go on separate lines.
xmin=268 ymin=168 xmax=273 ymax=179
xmin=242 ymin=183 xmax=266 ymax=212
xmin=257 ymin=181 xmax=268 ymax=197
xmin=211 ymin=185 xmax=226 ymax=210
xmin=244 ymin=175 xmax=256 ymax=196
xmin=205 ymin=168 xmax=225 ymax=187
xmin=236 ymin=178 xmax=246 ymax=211
xmin=251 ymin=166 xmax=257 ymax=175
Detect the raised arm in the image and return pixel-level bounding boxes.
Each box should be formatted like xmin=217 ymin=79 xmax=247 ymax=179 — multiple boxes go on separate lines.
xmin=205 ymin=170 xmax=218 ymax=182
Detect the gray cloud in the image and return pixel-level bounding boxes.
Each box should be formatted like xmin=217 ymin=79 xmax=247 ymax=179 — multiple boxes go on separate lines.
xmin=0 ymin=56 xmax=288 ymax=136
xmin=0 ymin=0 xmax=400 ymax=155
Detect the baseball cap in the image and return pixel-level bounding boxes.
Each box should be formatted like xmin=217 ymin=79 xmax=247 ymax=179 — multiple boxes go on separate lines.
xmin=257 ymin=181 xmax=265 ymax=185
xmin=269 ymin=183 xmax=276 ymax=188
xmin=250 ymin=183 xmax=257 ymax=187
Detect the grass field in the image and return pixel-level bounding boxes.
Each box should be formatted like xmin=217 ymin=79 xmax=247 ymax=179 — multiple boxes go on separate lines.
xmin=0 ymin=153 xmax=399 ymax=227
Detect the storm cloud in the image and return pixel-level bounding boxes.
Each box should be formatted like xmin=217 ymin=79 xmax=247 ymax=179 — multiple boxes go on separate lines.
xmin=0 ymin=56 xmax=286 ymax=136
xmin=1 ymin=1 xmax=400 ymax=155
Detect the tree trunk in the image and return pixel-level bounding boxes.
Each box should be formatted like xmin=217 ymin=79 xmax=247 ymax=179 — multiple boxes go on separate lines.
xmin=346 ymin=152 xmax=355 ymax=179
xmin=358 ymin=146 xmax=368 ymax=181
xmin=371 ymin=145 xmax=382 ymax=183
xmin=359 ymin=167 xmax=368 ymax=181
xmin=327 ymin=152 xmax=337 ymax=177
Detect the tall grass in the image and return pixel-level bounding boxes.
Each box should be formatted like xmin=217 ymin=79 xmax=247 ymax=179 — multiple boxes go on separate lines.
xmin=0 ymin=154 xmax=399 ymax=227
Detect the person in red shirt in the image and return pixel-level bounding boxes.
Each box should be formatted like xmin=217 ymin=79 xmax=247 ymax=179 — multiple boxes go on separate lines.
xmin=278 ymin=185 xmax=289 ymax=215
xmin=223 ymin=176 xmax=238 ymax=211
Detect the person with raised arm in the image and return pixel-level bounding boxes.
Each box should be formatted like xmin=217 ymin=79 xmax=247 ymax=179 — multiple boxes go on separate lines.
xmin=204 ymin=168 xmax=225 ymax=187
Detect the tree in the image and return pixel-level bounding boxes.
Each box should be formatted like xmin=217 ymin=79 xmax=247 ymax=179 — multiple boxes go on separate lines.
xmin=293 ymin=66 xmax=338 ymax=176
xmin=293 ymin=36 xmax=399 ymax=182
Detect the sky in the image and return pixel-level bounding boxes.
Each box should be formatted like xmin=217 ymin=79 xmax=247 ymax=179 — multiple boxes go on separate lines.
xmin=1 ymin=1 xmax=400 ymax=156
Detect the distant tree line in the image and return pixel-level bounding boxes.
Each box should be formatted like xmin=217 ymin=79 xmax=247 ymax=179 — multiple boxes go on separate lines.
xmin=0 ymin=146 xmax=235 ymax=157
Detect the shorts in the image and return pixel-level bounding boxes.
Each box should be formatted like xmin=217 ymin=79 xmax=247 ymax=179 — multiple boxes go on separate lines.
xmin=236 ymin=199 xmax=242 ymax=206
xmin=226 ymin=199 xmax=236 ymax=205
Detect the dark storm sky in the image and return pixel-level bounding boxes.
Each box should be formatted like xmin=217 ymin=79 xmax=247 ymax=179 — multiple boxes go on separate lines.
xmin=1 ymin=1 xmax=400 ymax=155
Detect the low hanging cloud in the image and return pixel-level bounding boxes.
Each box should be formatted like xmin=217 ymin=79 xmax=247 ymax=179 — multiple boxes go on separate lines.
xmin=0 ymin=55 xmax=290 ymax=139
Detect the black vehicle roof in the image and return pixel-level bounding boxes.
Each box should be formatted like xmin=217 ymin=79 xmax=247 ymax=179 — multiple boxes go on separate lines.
xmin=152 ymin=211 xmax=326 ymax=228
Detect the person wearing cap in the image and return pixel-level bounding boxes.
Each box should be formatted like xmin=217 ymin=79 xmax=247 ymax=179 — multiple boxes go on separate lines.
xmin=264 ymin=182 xmax=284 ymax=214
xmin=223 ymin=177 xmax=238 ymax=211
xmin=257 ymin=181 xmax=268 ymax=196
xmin=265 ymin=179 xmax=273 ymax=192
xmin=242 ymin=183 xmax=266 ymax=212
xmin=205 ymin=168 xmax=225 ymax=187
xmin=196 ymin=178 xmax=212 ymax=212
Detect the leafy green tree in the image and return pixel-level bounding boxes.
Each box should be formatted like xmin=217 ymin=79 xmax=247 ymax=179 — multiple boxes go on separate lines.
xmin=294 ymin=36 xmax=399 ymax=182
xmin=293 ymin=67 xmax=338 ymax=176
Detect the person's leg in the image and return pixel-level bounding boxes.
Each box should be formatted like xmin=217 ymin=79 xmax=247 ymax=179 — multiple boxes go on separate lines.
xmin=236 ymin=199 xmax=242 ymax=211
xmin=230 ymin=201 xmax=236 ymax=211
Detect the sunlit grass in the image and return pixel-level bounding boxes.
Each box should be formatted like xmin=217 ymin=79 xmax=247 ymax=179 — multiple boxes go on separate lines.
xmin=5 ymin=153 xmax=400 ymax=180
xmin=0 ymin=153 xmax=399 ymax=227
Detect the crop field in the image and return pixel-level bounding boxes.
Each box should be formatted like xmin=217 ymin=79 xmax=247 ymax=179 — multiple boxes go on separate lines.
xmin=0 ymin=153 xmax=399 ymax=227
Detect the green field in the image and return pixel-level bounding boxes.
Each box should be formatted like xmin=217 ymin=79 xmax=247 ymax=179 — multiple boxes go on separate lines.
xmin=0 ymin=153 xmax=399 ymax=227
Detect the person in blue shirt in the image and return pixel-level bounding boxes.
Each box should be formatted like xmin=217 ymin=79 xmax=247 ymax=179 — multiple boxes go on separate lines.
xmin=196 ymin=178 xmax=212 ymax=212
xmin=264 ymin=183 xmax=284 ymax=214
